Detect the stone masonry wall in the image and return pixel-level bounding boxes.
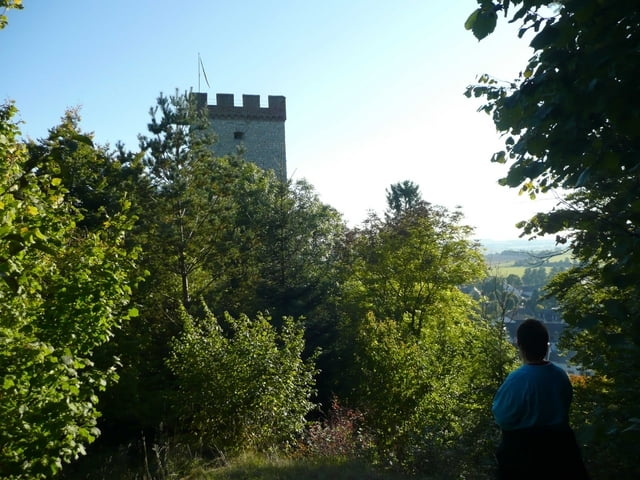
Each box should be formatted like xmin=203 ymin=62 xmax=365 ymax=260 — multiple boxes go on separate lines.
xmin=193 ymin=93 xmax=287 ymax=181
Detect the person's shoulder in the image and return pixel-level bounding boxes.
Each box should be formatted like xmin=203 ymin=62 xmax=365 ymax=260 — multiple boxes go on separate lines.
xmin=505 ymin=365 xmax=530 ymax=381
xmin=510 ymin=363 xmax=565 ymax=379
xmin=538 ymin=363 xmax=572 ymax=387
xmin=547 ymin=362 xmax=569 ymax=374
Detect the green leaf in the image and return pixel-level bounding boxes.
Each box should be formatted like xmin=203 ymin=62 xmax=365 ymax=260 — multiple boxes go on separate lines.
xmin=491 ymin=150 xmax=507 ymax=164
xmin=34 ymin=227 xmax=47 ymax=241
xmin=471 ymin=8 xmax=498 ymax=40
xmin=464 ymin=9 xmax=480 ymax=31
xmin=3 ymin=376 xmax=15 ymax=389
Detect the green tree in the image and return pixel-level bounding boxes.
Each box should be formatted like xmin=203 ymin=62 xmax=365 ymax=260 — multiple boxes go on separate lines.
xmin=343 ymin=196 xmax=486 ymax=335
xmin=332 ymin=185 xmax=500 ymax=473
xmin=0 ymin=103 xmax=139 ymax=479
xmin=521 ymin=266 xmax=547 ymax=287
xmin=385 ymin=180 xmax=424 ymax=218
xmin=465 ymin=1 xmax=640 ymax=475
xmin=506 ymin=273 xmax=522 ymax=289
xmin=224 ymin=178 xmax=346 ymax=323
xmin=166 ymin=307 xmax=317 ymax=454
xmin=98 ymin=90 xmax=252 ymax=442
xmin=100 ymin=90 xmax=345 ymax=444
xmin=138 ymin=89 xmax=226 ymax=309
xmin=476 ymin=274 xmax=521 ymax=323
xmin=27 ymin=109 xmax=148 ymax=232
xmin=243 ymin=179 xmax=346 ymax=410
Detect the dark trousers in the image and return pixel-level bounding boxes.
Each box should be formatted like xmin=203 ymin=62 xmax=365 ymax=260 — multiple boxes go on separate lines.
xmin=496 ymin=426 xmax=590 ymax=480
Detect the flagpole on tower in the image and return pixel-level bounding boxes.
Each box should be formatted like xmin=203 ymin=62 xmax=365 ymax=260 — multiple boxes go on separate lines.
xmin=198 ymin=52 xmax=211 ymax=92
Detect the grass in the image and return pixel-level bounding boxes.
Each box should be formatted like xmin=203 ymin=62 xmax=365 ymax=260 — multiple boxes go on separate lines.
xmin=486 ymin=248 xmax=575 ymax=278
xmin=180 ymin=451 xmax=462 ymax=480
xmin=196 ymin=452 xmax=415 ymax=480
xmin=63 ymin=446 xmax=440 ymax=480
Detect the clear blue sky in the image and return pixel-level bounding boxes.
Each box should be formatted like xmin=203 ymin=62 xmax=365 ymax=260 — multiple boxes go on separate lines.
xmin=1 ymin=1 xmax=558 ymax=240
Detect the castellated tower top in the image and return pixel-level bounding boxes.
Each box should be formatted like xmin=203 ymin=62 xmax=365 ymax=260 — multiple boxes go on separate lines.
xmin=192 ymin=92 xmax=287 ymax=181
xmin=194 ymin=93 xmax=286 ymax=121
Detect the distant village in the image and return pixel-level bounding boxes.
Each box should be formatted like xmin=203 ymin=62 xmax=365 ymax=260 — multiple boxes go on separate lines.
xmin=466 ymin=245 xmax=584 ymax=374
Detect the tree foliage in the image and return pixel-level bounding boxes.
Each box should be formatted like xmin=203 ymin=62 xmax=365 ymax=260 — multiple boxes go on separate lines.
xmin=0 ymin=103 xmax=139 ymax=479
xmin=166 ymin=308 xmax=318 ymax=453
xmin=466 ymin=0 xmax=640 ymax=475
xmin=231 ymin=178 xmax=345 ymax=322
xmin=98 ymin=90 xmax=347 ymax=447
xmin=0 ymin=0 xmax=21 ymax=30
xmin=385 ymin=180 xmax=423 ymax=219
xmin=97 ymin=91 xmax=266 ymax=440
xmin=343 ymin=194 xmax=486 ymax=335
xmin=331 ymin=184 xmax=501 ymax=473
xmin=138 ymin=89 xmax=225 ymax=309
xmin=347 ymin=311 xmax=506 ymax=476
xmin=27 ymin=109 xmax=147 ymax=231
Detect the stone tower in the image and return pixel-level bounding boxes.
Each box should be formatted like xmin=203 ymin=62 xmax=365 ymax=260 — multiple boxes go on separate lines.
xmin=193 ymin=92 xmax=287 ymax=181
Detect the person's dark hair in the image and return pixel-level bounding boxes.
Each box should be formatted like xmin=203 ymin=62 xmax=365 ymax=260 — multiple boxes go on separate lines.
xmin=517 ymin=318 xmax=549 ymax=361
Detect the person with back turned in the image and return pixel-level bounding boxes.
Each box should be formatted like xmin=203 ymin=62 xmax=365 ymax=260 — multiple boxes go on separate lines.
xmin=492 ymin=318 xmax=589 ymax=479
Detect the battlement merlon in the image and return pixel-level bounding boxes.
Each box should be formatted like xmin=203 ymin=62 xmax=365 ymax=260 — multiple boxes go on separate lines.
xmin=192 ymin=92 xmax=286 ymax=121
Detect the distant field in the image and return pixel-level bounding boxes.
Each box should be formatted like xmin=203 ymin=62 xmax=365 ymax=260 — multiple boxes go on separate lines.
xmin=488 ymin=265 xmax=528 ymax=277
xmin=484 ymin=248 xmax=574 ymax=278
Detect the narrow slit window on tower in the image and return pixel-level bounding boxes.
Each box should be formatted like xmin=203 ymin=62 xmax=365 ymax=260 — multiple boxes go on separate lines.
xmin=234 ymin=131 xmax=245 ymax=140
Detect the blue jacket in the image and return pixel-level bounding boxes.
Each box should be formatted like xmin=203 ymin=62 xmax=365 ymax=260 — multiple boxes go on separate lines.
xmin=492 ymin=362 xmax=572 ymax=431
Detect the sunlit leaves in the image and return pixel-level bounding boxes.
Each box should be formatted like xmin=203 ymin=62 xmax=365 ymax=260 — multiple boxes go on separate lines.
xmin=0 ymin=103 xmax=139 ymax=479
xmin=347 ymin=309 xmax=504 ymax=473
xmin=344 ymin=197 xmax=486 ymax=335
xmin=0 ymin=0 xmax=22 ymax=30
xmin=166 ymin=308 xmax=317 ymax=453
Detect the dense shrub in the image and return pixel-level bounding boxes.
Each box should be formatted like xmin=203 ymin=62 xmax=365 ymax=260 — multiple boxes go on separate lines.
xmin=166 ymin=307 xmax=318 ymax=454
xmin=347 ymin=312 xmax=505 ymax=477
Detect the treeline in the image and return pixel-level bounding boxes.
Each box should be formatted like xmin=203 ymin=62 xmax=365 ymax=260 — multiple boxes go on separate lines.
xmin=0 ymin=93 xmax=514 ymax=479
xmin=3 ymin=0 xmax=640 ymax=476
xmin=1 ymin=89 xmax=638 ymax=479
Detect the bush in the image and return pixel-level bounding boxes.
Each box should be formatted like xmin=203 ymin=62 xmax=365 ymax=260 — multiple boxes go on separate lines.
xmin=346 ymin=312 xmax=503 ymax=477
xmin=166 ymin=307 xmax=318 ymax=454
xmin=296 ymin=396 xmax=373 ymax=459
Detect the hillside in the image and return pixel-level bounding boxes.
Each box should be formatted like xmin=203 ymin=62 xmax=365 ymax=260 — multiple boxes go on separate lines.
xmin=478 ymin=237 xmax=558 ymax=253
